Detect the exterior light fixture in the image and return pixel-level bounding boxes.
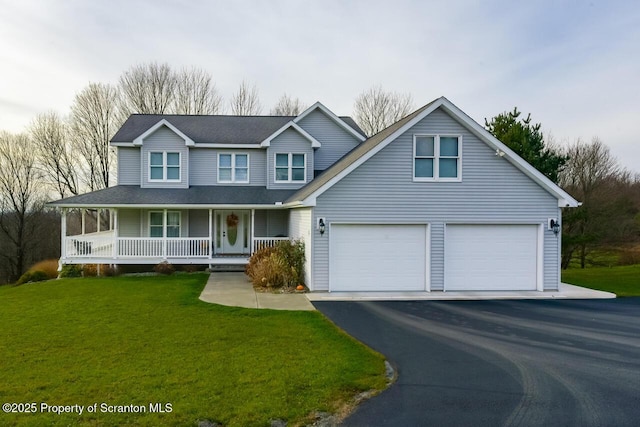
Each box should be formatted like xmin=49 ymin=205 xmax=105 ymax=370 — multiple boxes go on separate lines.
xmin=549 ymin=218 xmax=560 ymax=235
xmin=318 ymin=218 xmax=326 ymax=235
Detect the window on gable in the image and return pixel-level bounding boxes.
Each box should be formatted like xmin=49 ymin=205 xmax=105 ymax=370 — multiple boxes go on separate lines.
xmin=414 ymin=135 xmax=461 ymax=181
xmin=218 ymin=153 xmax=249 ymax=183
xmin=149 ymin=152 xmax=181 ymax=181
xmin=275 ymin=153 xmax=306 ymax=182
xmin=149 ymin=211 xmax=181 ymax=237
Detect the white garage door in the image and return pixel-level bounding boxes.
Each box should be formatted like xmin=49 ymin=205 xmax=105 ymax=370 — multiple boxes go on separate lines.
xmin=445 ymin=224 xmax=539 ymax=291
xmin=330 ymin=224 xmax=428 ymax=292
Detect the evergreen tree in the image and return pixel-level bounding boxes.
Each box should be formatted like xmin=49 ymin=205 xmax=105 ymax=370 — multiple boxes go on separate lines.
xmin=485 ymin=108 xmax=567 ymax=183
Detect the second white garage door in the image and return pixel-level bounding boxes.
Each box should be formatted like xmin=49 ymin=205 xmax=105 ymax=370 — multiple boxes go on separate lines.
xmin=445 ymin=224 xmax=539 ymax=291
xmin=330 ymin=224 xmax=428 ymax=292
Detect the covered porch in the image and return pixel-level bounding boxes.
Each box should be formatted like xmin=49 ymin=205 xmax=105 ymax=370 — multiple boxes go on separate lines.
xmin=60 ymin=207 xmax=290 ymax=266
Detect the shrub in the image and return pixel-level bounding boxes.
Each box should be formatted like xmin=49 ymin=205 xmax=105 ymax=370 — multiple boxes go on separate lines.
xmin=246 ymin=240 xmax=305 ymax=289
xmin=59 ymin=264 xmax=82 ymax=278
xmin=26 ymin=259 xmax=59 ymax=280
xmin=82 ymin=264 xmax=98 ymax=277
xmin=182 ymin=264 xmax=200 ymax=273
xmin=245 ymin=246 xmax=278 ymax=278
xmin=16 ymin=270 xmax=49 ymax=285
xmin=154 ymin=261 xmax=175 ymax=275
xmin=102 ymin=265 xmax=119 ymax=276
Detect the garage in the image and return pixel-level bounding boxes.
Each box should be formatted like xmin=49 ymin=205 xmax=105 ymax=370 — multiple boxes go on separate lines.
xmin=330 ymin=224 xmax=428 ymax=291
xmin=445 ymin=224 xmax=540 ymax=291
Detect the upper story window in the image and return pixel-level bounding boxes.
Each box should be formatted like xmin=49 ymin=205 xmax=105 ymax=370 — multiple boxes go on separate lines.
xmin=413 ymin=135 xmax=461 ymax=181
xmin=275 ymin=153 xmax=306 ymax=182
xmin=149 ymin=152 xmax=180 ymax=181
xmin=218 ymin=153 xmax=249 ymax=183
xmin=149 ymin=211 xmax=181 ymax=238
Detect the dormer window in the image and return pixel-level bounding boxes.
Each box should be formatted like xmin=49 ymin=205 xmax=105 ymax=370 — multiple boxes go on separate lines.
xmin=218 ymin=153 xmax=249 ymax=183
xmin=149 ymin=152 xmax=180 ymax=181
xmin=275 ymin=153 xmax=306 ymax=182
xmin=413 ymin=135 xmax=461 ymax=181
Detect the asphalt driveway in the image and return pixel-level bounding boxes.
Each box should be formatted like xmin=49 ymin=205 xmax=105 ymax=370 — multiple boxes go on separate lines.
xmin=314 ymin=299 xmax=640 ymax=427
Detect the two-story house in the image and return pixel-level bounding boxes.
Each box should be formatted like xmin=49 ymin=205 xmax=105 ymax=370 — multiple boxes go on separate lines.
xmin=51 ymin=97 xmax=578 ymax=293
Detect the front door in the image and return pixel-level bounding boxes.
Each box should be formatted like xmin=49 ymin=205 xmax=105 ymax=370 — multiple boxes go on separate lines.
xmin=215 ymin=210 xmax=250 ymax=254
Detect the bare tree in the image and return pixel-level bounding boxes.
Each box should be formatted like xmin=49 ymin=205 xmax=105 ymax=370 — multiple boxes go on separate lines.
xmin=30 ymin=112 xmax=79 ymax=198
xmin=270 ymin=93 xmax=307 ymax=115
xmin=353 ymin=85 xmax=414 ymax=136
xmin=559 ymin=137 xmax=626 ymax=268
xmin=70 ymin=82 xmax=123 ymax=190
xmin=174 ymin=67 xmax=223 ymax=114
xmin=119 ymin=62 xmax=176 ymax=114
xmin=0 ymin=132 xmax=46 ymax=282
xmin=230 ymin=80 xmax=262 ymax=115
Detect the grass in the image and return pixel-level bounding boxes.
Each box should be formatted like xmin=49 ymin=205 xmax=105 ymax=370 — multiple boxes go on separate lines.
xmin=562 ymin=264 xmax=640 ymax=297
xmin=0 ymin=274 xmax=386 ymax=426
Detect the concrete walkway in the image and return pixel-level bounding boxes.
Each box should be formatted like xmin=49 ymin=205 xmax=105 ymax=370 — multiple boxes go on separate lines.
xmin=306 ymin=282 xmax=616 ymax=301
xmin=199 ymin=272 xmax=315 ymax=311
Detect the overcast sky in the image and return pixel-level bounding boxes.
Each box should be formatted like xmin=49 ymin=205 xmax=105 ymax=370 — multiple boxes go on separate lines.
xmin=1 ymin=0 xmax=639 ymax=170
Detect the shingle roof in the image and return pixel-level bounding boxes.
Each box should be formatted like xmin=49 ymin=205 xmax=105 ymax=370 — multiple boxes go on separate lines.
xmin=49 ymin=186 xmax=296 ymax=207
xmin=111 ymin=114 xmax=364 ymax=144
xmin=285 ymin=100 xmax=438 ymax=203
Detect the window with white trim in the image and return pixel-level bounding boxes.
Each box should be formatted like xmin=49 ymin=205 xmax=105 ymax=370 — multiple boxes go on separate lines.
xmin=275 ymin=153 xmax=306 ymax=182
xmin=149 ymin=152 xmax=180 ymax=181
xmin=218 ymin=153 xmax=249 ymax=183
xmin=149 ymin=211 xmax=181 ymax=237
xmin=414 ymin=135 xmax=461 ymax=181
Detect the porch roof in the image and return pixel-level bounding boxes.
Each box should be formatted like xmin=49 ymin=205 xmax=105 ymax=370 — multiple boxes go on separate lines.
xmin=49 ymin=185 xmax=296 ymax=208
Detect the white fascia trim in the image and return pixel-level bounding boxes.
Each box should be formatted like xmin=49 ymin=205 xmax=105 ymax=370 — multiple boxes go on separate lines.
xmin=132 ymin=119 xmax=195 ymax=146
xmin=435 ymin=98 xmax=580 ymax=207
xmin=294 ymin=102 xmax=366 ymax=142
xmin=111 ymin=142 xmax=135 ymax=147
xmin=260 ymin=122 xmax=321 ymax=148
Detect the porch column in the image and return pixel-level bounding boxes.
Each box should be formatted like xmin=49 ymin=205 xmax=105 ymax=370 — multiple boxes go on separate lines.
xmin=208 ymin=209 xmax=212 ymax=259
xmin=162 ymin=209 xmax=167 ymax=259
xmin=250 ymin=209 xmax=255 ymax=255
xmin=81 ymin=209 xmax=86 ymax=235
xmin=112 ymin=209 xmax=119 ymax=259
xmin=97 ymin=208 xmax=101 ymax=233
xmin=61 ymin=208 xmax=67 ymax=259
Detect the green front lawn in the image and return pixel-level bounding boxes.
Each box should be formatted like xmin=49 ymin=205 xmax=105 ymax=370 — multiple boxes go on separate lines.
xmin=562 ymin=264 xmax=640 ymax=297
xmin=0 ymin=274 xmax=386 ymax=426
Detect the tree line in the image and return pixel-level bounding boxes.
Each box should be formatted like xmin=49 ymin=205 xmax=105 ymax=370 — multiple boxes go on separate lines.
xmin=0 ymin=61 xmax=637 ymax=283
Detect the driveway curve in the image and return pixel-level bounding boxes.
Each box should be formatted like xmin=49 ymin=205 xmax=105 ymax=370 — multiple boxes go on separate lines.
xmin=314 ymin=299 xmax=640 ymax=427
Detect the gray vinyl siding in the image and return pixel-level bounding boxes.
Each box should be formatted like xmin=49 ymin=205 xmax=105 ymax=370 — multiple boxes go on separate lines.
xmin=289 ymin=208 xmax=313 ymax=287
xmin=297 ymin=109 xmax=361 ymax=171
xmin=117 ymin=147 xmax=141 ymax=185
xmin=312 ymin=107 xmax=560 ymax=292
xmin=267 ymin=128 xmax=314 ymax=189
xmin=189 ymin=210 xmax=210 ymax=237
xmin=141 ymin=126 xmax=189 ymax=188
xmin=190 ymin=148 xmax=266 ymax=186
xmin=118 ymin=209 xmax=141 ymax=237
xmin=253 ymin=209 xmax=288 ymax=236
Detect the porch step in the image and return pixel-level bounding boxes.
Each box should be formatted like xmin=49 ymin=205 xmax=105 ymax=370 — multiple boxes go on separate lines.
xmin=208 ymin=264 xmax=247 ymax=272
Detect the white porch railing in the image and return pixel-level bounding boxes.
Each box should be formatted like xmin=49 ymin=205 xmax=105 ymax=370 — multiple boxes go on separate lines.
xmin=65 ymin=233 xmax=288 ymax=259
xmin=117 ymin=238 xmax=210 ymax=258
xmin=253 ymin=237 xmax=290 ymax=253
xmin=66 ymin=231 xmax=115 ymax=257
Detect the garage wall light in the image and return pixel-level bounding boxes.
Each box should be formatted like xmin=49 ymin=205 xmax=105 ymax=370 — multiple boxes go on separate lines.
xmin=548 ymin=218 xmax=560 ymax=235
xmin=317 ymin=218 xmax=326 ymax=235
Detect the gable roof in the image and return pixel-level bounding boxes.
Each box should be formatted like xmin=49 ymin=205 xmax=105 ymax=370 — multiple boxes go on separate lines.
xmin=260 ymin=122 xmax=321 ymax=148
xmin=295 ymin=102 xmax=367 ymax=142
xmin=111 ymin=112 xmax=364 ymax=145
xmin=286 ymin=97 xmax=579 ymax=208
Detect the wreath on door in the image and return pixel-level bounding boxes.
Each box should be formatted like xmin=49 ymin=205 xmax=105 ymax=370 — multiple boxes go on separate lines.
xmin=226 ymin=213 xmax=239 ymax=245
